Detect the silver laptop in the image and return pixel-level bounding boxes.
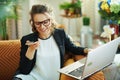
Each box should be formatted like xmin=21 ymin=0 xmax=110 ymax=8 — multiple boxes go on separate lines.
xmin=58 ymin=37 xmax=120 ymax=80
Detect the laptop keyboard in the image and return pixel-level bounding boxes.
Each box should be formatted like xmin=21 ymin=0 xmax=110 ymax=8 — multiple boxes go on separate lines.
xmin=68 ymin=66 xmax=84 ymax=77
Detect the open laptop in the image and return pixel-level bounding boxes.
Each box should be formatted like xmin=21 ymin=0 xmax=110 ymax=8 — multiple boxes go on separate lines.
xmin=58 ymin=37 xmax=120 ymax=80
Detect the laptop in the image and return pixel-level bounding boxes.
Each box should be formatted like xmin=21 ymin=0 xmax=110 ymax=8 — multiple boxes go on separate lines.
xmin=58 ymin=37 xmax=120 ymax=80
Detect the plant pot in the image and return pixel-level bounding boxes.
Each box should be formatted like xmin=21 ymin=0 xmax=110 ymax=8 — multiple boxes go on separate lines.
xmin=64 ymin=9 xmax=69 ymax=16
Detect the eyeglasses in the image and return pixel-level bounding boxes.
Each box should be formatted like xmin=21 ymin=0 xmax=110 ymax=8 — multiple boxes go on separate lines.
xmin=34 ymin=19 xmax=50 ymax=27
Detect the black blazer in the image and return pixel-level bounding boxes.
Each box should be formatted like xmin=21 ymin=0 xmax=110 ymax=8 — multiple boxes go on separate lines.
xmin=16 ymin=29 xmax=85 ymax=75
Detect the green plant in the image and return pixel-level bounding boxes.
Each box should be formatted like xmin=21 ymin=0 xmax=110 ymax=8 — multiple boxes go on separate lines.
xmin=70 ymin=0 xmax=81 ymax=9
xmin=59 ymin=0 xmax=81 ymax=16
xmin=59 ymin=0 xmax=81 ymax=10
xmin=83 ymin=17 xmax=90 ymax=26
xmin=59 ymin=2 xmax=71 ymax=10
xmin=0 ymin=19 xmax=7 ymax=39
xmin=98 ymin=0 xmax=120 ymax=22
xmin=0 ymin=0 xmax=20 ymax=40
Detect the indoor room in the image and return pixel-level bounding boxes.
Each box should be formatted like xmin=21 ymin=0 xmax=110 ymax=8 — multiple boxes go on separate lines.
xmin=0 ymin=0 xmax=120 ymax=80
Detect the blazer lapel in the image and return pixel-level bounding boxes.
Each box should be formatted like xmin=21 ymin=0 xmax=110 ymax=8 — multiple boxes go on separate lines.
xmin=53 ymin=31 xmax=63 ymax=54
xmin=53 ymin=30 xmax=64 ymax=67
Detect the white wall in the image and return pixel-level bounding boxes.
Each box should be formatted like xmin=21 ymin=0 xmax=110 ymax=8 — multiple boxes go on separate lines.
xmin=20 ymin=0 xmax=31 ymax=38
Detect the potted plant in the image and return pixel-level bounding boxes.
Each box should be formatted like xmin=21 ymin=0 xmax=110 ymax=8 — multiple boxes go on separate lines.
xmin=72 ymin=0 xmax=82 ymax=15
xmin=0 ymin=0 xmax=20 ymax=40
xmin=59 ymin=2 xmax=71 ymax=15
xmin=59 ymin=0 xmax=82 ymax=16
xmin=83 ymin=16 xmax=90 ymax=26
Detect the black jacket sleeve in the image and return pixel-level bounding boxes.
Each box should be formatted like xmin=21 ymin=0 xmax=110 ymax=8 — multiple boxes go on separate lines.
xmin=19 ymin=35 xmax=36 ymax=74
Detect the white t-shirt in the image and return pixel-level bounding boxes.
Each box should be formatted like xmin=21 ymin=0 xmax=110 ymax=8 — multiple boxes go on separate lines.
xmin=30 ymin=36 xmax=60 ymax=80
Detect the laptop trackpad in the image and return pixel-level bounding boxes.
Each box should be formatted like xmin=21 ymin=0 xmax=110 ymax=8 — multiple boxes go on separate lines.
xmin=67 ymin=58 xmax=86 ymax=77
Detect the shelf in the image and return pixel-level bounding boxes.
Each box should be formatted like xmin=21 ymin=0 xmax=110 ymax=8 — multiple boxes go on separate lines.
xmin=61 ymin=14 xmax=81 ymax=18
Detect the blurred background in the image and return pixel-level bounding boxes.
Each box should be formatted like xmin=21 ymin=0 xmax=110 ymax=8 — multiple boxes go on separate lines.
xmin=1 ymin=0 xmax=120 ymax=48
xmin=0 ymin=0 xmax=101 ymax=39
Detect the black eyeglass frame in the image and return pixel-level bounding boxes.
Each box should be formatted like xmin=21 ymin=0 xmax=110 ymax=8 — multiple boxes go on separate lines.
xmin=34 ymin=19 xmax=50 ymax=27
